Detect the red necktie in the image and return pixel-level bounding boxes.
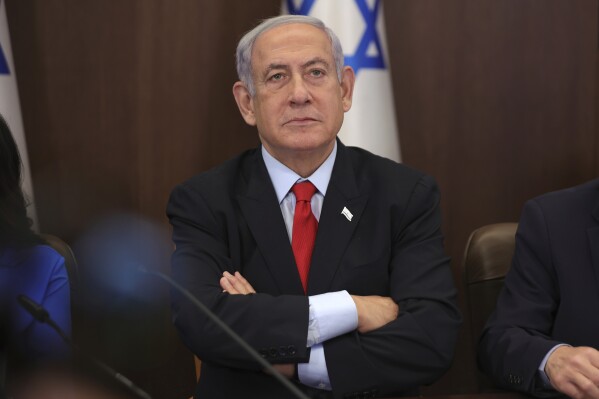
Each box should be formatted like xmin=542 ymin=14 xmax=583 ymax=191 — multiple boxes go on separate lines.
xmin=291 ymin=181 xmax=318 ymax=294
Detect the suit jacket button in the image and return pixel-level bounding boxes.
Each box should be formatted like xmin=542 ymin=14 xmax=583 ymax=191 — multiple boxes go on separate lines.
xmin=287 ymin=345 xmax=296 ymax=356
xmin=278 ymin=346 xmax=288 ymax=357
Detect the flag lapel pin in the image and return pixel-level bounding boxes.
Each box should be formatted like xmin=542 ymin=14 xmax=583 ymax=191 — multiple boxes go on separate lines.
xmin=341 ymin=207 xmax=353 ymax=222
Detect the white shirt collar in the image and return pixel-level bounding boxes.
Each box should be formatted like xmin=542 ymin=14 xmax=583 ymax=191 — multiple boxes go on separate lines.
xmin=261 ymin=141 xmax=337 ymax=204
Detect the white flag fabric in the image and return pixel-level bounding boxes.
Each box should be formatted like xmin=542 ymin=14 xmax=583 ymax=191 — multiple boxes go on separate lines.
xmin=0 ymin=0 xmax=38 ymax=227
xmin=282 ymin=0 xmax=401 ymax=162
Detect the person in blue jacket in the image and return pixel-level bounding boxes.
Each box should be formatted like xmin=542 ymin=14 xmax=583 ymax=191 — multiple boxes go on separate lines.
xmin=0 ymin=113 xmax=70 ymax=362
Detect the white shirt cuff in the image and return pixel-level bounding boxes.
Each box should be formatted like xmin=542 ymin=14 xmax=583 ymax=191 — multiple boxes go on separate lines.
xmin=306 ymin=290 xmax=358 ymax=347
xmin=298 ymin=343 xmax=331 ymax=390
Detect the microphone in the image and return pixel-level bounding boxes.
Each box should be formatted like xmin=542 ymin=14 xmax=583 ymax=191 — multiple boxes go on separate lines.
xmin=17 ymin=295 xmax=152 ymax=399
xmin=138 ymin=267 xmax=310 ymax=399
xmin=17 ymin=295 xmax=70 ymax=345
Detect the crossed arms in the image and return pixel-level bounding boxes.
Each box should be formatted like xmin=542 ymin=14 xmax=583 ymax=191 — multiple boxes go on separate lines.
xmin=167 ymin=167 xmax=461 ymax=395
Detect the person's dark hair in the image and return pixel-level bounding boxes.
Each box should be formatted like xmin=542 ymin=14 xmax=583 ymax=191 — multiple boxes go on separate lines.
xmin=0 ymin=114 xmax=42 ymax=247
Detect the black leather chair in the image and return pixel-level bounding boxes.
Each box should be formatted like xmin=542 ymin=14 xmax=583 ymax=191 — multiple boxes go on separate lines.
xmin=463 ymin=222 xmax=518 ymax=391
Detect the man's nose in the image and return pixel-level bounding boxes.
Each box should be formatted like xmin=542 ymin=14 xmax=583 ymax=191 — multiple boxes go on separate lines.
xmin=288 ymin=75 xmax=311 ymax=105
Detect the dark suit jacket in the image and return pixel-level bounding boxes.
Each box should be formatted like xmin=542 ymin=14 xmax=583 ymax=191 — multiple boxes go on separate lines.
xmin=478 ymin=178 xmax=599 ymax=396
xmin=167 ymin=142 xmax=461 ymax=399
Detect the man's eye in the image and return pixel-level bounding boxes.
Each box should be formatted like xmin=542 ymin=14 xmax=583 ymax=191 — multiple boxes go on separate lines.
xmin=310 ymin=70 xmax=323 ymax=77
xmin=270 ymin=73 xmax=283 ymax=81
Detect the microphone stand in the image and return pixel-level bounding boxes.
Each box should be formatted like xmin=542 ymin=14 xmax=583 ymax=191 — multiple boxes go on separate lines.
xmin=17 ymin=295 xmax=152 ymax=399
xmin=139 ymin=268 xmax=310 ymax=399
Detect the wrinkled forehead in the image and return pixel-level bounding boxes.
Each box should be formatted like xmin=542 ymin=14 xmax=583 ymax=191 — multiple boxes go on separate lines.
xmin=251 ymin=23 xmax=333 ymax=65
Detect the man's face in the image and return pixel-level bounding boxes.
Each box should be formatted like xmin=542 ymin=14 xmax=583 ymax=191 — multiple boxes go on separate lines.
xmin=234 ymin=23 xmax=354 ymax=165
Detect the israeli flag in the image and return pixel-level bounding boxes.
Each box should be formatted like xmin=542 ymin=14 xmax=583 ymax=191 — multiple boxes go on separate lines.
xmin=283 ymin=0 xmax=401 ymax=162
xmin=0 ymin=0 xmax=38 ymax=227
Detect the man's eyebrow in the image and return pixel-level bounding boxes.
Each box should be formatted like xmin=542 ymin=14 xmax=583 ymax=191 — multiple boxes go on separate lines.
xmin=302 ymin=57 xmax=330 ymax=69
xmin=264 ymin=64 xmax=289 ymax=74
xmin=262 ymin=58 xmax=331 ymax=76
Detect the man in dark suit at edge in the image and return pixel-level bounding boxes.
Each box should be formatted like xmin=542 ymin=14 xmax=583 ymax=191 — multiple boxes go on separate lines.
xmin=478 ymin=179 xmax=599 ymax=398
xmin=167 ymin=15 xmax=461 ymax=399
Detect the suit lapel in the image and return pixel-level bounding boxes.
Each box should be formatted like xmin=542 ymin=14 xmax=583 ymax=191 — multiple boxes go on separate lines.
xmin=308 ymin=143 xmax=369 ymax=295
xmin=237 ymin=151 xmax=304 ymax=295
xmin=588 ymin=199 xmax=599 ymax=296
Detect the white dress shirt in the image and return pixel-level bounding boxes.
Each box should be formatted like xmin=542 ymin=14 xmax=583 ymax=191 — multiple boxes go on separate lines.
xmin=262 ymin=143 xmax=358 ymax=390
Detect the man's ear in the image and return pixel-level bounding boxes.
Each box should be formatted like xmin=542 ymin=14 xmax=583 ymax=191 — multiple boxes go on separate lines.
xmin=232 ymin=81 xmax=256 ymax=126
xmin=340 ymin=66 xmax=355 ymax=112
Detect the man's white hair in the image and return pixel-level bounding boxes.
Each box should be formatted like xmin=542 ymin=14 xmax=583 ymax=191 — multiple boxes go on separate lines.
xmin=235 ymin=15 xmax=345 ymax=96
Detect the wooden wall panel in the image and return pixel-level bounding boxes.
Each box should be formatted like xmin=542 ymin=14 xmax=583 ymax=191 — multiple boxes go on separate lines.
xmin=385 ymin=0 xmax=598 ymax=393
xmin=5 ymin=0 xmax=599 ymax=396
xmin=6 ymin=1 xmax=280 ymax=397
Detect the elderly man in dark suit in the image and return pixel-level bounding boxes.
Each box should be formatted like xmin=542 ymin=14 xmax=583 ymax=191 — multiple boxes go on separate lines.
xmin=478 ymin=178 xmax=599 ymax=398
xmin=167 ymin=14 xmax=460 ymax=399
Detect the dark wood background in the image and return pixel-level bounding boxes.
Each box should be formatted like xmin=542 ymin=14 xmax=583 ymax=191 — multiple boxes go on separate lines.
xmin=5 ymin=0 xmax=599 ymax=397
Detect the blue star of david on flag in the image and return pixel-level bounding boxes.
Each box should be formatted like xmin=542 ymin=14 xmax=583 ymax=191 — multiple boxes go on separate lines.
xmin=0 ymin=42 xmax=9 ymax=74
xmin=286 ymin=0 xmax=386 ymax=75
xmin=0 ymin=0 xmax=10 ymax=75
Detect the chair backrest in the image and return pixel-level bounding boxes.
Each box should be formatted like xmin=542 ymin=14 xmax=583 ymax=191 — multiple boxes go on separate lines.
xmin=40 ymin=234 xmax=79 ymax=300
xmin=463 ymin=222 xmax=518 ymax=391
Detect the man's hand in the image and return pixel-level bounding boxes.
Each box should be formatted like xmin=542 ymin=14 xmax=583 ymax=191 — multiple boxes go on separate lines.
xmin=545 ymin=346 xmax=599 ymax=399
xmin=350 ymin=295 xmax=399 ymax=334
xmin=270 ymin=364 xmax=295 ymax=379
xmin=220 ymin=271 xmax=256 ymax=295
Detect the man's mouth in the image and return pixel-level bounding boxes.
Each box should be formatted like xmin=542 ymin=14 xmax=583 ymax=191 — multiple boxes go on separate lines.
xmin=284 ymin=117 xmax=317 ymax=125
